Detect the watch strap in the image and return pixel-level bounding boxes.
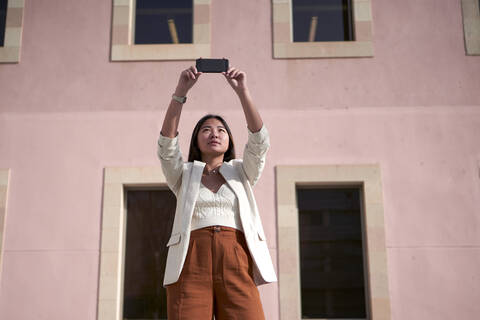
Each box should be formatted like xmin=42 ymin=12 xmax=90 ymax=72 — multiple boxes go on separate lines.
xmin=172 ymin=94 xmax=187 ymax=104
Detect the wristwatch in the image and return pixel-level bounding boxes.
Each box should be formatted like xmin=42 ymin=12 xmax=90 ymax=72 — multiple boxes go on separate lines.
xmin=172 ymin=94 xmax=187 ymax=104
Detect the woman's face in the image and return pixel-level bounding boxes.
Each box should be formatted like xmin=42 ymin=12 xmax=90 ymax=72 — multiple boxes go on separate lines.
xmin=197 ymin=118 xmax=230 ymax=160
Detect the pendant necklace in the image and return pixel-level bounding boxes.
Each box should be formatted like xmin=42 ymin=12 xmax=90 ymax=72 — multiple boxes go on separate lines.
xmin=204 ymin=164 xmax=221 ymax=176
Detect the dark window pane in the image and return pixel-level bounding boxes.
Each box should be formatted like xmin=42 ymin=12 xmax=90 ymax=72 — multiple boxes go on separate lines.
xmin=296 ymin=187 xmax=367 ymax=318
xmin=123 ymin=189 xmax=176 ymax=319
xmin=0 ymin=0 xmax=7 ymax=47
xmin=292 ymin=0 xmax=354 ymax=42
xmin=135 ymin=0 xmax=193 ymax=44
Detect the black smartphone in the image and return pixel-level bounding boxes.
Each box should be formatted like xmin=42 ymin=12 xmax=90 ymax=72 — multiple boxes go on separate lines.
xmin=196 ymin=58 xmax=229 ymax=73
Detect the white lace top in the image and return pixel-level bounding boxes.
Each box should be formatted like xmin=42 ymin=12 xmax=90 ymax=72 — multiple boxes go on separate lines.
xmin=190 ymin=181 xmax=243 ymax=231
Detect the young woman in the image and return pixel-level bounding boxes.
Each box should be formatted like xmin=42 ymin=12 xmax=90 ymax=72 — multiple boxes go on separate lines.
xmin=157 ymin=65 xmax=277 ymax=319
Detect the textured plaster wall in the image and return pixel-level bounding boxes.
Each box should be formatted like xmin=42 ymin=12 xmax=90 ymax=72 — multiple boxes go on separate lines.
xmin=0 ymin=0 xmax=479 ymax=319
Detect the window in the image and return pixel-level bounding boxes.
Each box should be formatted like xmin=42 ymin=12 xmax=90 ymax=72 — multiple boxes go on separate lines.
xmin=0 ymin=169 xmax=10 ymax=276
xmin=134 ymin=0 xmax=193 ymax=44
xmin=292 ymin=0 xmax=354 ymax=42
xmin=276 ymin=164 xmax=391 ymax=319
xmin=0 ymin=0 xmax=7 ymax=46
xmin=123 ymin=189 xmax=175 ymax=319
xmin=98 ymin=167 xmax=175 ymax=320
xmin=272 ymin=0 xmax=373 ymax=58
xmin=111 ymin=0 xmax=211 ymax=61
xmin=461 ymin=0 xmax=480 ymax=55
xmin=0 ymin=0 xmax=25 ymax=63
xmin=297 ymin=187 xmax=366 ymax=318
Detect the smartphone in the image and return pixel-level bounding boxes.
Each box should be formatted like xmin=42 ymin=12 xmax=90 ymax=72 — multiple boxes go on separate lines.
xmin=196 ymin=58 xmax=229 ymax=73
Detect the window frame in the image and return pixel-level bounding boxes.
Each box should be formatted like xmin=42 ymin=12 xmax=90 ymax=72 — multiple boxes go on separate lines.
xmin=461 ymin=0 xmax=480 ymax=55
xmin=97 ymin=167 xmax=170 ymax=319
xmin=275 ymin=164 xmax=391 ymax=320
xmin=0 ymin=0 xmax=25 ymax=63
xmin=272 ymin=0 xmax=374 ymax=58
xmin=111 ymin=0 xmax=211 ymax=61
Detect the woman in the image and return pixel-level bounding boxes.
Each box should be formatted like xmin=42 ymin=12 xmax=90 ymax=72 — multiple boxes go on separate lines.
xmin=157 ymin=65 xmax=277 ymax=319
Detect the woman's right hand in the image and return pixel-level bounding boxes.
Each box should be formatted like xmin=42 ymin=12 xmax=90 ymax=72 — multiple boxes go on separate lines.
xmin=175 ymin=66 xmax=202 ymax=96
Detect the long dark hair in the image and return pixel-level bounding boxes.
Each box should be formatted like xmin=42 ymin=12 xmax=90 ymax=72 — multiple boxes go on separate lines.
xmin=188 ymin=114 xmax=236 ymax=162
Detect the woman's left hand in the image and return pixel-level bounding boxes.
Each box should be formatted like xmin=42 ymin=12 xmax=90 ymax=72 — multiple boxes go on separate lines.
xmin=223 ymin=67 xmax=248 ymax=94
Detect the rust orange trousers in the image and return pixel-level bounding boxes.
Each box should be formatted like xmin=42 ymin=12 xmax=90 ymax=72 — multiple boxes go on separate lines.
xmin=166 ymin=226 xmax=265 ymax=320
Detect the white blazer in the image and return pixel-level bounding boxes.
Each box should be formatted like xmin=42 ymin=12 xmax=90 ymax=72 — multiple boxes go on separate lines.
xmin=157 ymin=124 xmax=277 ymax=287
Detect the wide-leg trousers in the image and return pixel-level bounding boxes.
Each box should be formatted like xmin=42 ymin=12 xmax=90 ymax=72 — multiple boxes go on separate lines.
xmin=166 ymin=226 xmax=265 ymax=320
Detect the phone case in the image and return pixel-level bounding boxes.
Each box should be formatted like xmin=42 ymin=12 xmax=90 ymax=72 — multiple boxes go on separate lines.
xmin=196 ymin=58 xmax=229 ymax=73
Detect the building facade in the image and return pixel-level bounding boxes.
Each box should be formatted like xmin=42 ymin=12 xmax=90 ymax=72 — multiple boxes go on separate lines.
xmin=0 ymin=0 xmax=479 ymax=319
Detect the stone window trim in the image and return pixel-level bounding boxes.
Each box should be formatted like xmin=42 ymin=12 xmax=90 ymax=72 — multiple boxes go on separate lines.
xmin=0 ymin=169 xmax=10 ymax=278
xmin=0 ymin=0 xmax=25 ymax=63
xmin=272 ymin=0 xmax=374 ymax=58
xmin=111 ymin=0 xmax=211 ymax=61
xmin=461 ymin=0 xmax=480 ymax=55
xmin=98 ymin=167 xmax=169 ymax=319
xmin=275 ymin=164 xmax=391 ymax=319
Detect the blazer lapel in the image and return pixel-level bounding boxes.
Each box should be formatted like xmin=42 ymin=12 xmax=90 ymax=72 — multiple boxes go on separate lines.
xmin=181 ymin=160 xmax=206 ymax=228
xmin=219 ymin=162 xmax=243 ymax=196
xmin=220 ymin=162 xmax=254 ymax=232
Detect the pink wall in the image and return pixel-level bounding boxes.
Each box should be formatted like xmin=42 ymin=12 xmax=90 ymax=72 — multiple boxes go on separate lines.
xmin=0 ymin=0 xmax=479 ymax=319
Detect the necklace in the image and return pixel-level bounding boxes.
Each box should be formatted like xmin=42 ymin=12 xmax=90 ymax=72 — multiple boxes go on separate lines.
xmin=204 ymin=164 xmax=222 ymax=176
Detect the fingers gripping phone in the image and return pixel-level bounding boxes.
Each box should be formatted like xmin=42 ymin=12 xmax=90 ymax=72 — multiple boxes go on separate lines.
xmin=196 ymin=58 xmax=229 ymax=73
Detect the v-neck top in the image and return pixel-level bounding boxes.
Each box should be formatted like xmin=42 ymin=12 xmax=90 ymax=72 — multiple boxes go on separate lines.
xmin=190 ymin=181 xmax=243 ymax=232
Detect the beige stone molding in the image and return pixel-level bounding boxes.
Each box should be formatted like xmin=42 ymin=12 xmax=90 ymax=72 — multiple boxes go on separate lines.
xmin=97 ymin=166 xmax=168 ymax=320
xmin=276 ymin=164 xmax=391 ymax=320
xmin=272 ymin=0 xmax=374 ymax=58
xmin=0 ymin=0 xmax=25 ymax=63
xmin=461 ymin=0 xmax=480 ymax=55
xmin=111 ymin=0 xmax=211 ymax=61
xmin=0 ymin=169 xmax=10 ymax=279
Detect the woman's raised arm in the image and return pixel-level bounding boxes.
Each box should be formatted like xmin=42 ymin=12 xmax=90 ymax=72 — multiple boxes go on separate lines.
xmin=223 ymin=67 xmax=270 ymax=187
xmin=223 ymin=67 xmax=263 ymax=133
xmin=161 ymin=66 xmax=202 ymax=137
xmin=157 ymin=66 xmax=202 ymax=194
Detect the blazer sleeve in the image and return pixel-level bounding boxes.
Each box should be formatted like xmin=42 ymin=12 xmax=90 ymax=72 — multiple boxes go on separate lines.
xmin=242 ymin=124 xmax=270 ymax=187
xmin=157 ymin=131 xmax=184 ymax=195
